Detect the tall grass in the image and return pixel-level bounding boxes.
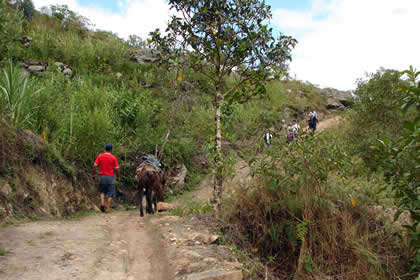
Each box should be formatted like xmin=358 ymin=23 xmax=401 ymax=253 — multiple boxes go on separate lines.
xmin=0 ymin=60 xmax=41 ymax=127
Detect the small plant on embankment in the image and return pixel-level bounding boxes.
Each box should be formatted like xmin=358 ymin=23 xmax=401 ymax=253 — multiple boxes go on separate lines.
xmin=0 ymin=247 xmax=7 ymax=256
xmin=169 ymin=201 xmax=213 ymax=217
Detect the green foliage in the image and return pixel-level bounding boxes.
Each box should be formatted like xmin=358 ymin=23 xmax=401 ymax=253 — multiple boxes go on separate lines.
xmin=12 ymin=0 xmax=34 ymax=20
xmin=112 ymin=88 xmax=145 ymax=138
xmin=151 ymin=0 xmax=297 ymax=212
xmin=156 ymin=0 xmax=297 ymax=103
xmin=187 ymin=200 xmax=213 ymax=215
xmin=346 ymin=69 xmax=404 ymax=168
xmin=0 ymin=247 xmax=7 ymax=256
xmin=26 ymin=6 xmax=127 ymax=73
xmin=0 ymin=0 xmax=23 ymax=60
xmin=0 ymin=60 xmax=41 ymax=127
xmin=302 ymin=256 xmax=313 ymax=273
xmin=169 ymin=200 xmax=213 ymax=217
xmin=49 ymin=4 xmax=91 ymax=31
xmin=126 ymin=34 xmax=146 ymax=48
xmin=375 ymin=66 xmax=420 ymax=269
xmin=223 ymin=130 xmax=411 ymax=278
xmin=62 ymin=210 xmax=97 ymax=220
xmin=354 ymin=69 xmax=402 ymax=125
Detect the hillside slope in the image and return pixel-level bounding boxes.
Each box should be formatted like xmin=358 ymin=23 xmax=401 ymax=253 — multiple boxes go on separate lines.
xmin=0 ymin=121 xmax=98 ymax=224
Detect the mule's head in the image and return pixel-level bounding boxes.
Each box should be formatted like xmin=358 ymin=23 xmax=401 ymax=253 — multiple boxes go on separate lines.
xmin=155 ymin=170 xmax=170 ymax=201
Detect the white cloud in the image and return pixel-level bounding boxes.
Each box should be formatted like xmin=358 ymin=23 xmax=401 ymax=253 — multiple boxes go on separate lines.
xmin=272 ymin=0 xmax=420 ymax=90
xmin=272 ymin=9 xmax=313 ymax=35
xmin=32 ymin=0 xmax=170 ymax=40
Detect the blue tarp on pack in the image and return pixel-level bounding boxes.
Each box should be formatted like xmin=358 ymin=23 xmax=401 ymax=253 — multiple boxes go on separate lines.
xmin=141 ymin=156 xmax=162 ymax=173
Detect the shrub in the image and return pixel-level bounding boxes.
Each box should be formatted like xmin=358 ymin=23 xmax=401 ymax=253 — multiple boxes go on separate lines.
xmin=222 ymin=131 xmax=411 ymax=278
xmin=375 ymin=66 xmax=420 ymax=270
xmin=345 ymin=68 xmax=404 ymax=168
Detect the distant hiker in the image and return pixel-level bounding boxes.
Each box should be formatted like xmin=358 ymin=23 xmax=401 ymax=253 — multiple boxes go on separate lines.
xmin=92 ymin=144 xmax=120 ymax=213
xmin=308 ymin=112 xmax=315 ymax=131
xmin=308 ymin=110 xmax=318 ymax=132
xmin=291 ymin=120 xmax=300 ymax=139
xmin=312 ymin=110 xmax=318 ymax=122
xmin=308 ymin=116 xmax=315 ymax=131
xmin=281 ymin=119 xmax=286 ymax=127
xmin=264 ymin=130 xmax=273 ymax=147
xmin=286 ymin=124 xmax=294 ymax=144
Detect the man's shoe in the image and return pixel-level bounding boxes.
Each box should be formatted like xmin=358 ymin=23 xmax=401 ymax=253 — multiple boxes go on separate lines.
xmin=100 ymin=205 xmax=105 ymax=213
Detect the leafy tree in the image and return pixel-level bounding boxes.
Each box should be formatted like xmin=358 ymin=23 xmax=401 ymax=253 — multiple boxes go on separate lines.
xmin=354 ymin=69 xmax=403 ymax=125
xmin=348 ymin=69 xmax=404 ymax=168
xmin=127 ymin=34 xmax=146 ymax=48
xmin=12 ymin=0 xmax=34 ymax=20
xmin=150 ymin=0 xmax=296 ymax=214
xmin=49 ymin=4 xmax=92 ymax=33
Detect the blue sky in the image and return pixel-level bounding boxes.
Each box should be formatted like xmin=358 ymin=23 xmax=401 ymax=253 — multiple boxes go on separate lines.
xmin=33 ymin=0 xmax=420 ymax=91
xmin=76 ymin=0 xmax=313 ymax=14
xmin=268 ymin=0 xmax=312 ymax=11
xmin=78 ymin=0 xmax=122 ymax=12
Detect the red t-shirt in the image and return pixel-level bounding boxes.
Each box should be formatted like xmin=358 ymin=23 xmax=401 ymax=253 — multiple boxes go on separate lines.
xmin=94 ymin=153 xmax=119 ymax=176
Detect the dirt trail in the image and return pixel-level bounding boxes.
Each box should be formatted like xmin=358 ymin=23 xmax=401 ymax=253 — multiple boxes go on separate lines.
xmin=0 ymin=211 xmax=173 ymax=280
xmin=316 ymin=115 xmax=341 ymax=132
xmin=0 ymin=172 xmax=239 ymax=280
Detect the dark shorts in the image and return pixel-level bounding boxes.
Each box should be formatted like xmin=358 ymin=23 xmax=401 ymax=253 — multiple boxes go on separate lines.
xmin=99 ymin=175 xmax=115 ymax=198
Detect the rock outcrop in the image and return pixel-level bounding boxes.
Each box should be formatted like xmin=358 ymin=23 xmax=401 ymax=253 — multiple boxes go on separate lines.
xmin=22 ymin=60 xmax=73 ymax=76
xmin=21 ymin=36 xmax=32 ymax=48
xmin=129 ymin=48 xmax=160 ymax=64
xmin=318 ymin=88 xmax=354 ymax=110
xmin=171 ymin=164 xmax=188 ymax=193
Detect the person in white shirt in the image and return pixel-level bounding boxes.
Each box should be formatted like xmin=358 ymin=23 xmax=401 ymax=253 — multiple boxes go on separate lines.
xmin=286 ymin=124 xmax=294 ymax=144
xmin=312 ymin=110 xmax=318 ymax=121
xmin=291 ymin=120 xmax=300 ymax=139
xmin=309 ymin=110 xmax=318 ymax=131
xmin=263 ymin=130 xmax=273 ymax=147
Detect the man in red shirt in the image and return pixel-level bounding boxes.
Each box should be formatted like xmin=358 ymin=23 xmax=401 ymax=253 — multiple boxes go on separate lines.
xmin=92 ymin=144 xmax=120 ymax=213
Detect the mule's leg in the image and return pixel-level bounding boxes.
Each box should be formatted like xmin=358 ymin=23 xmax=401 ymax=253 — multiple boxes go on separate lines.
xmin=153 ymin=194 xmax=157 ymax=214
xmin=138 ymin=182 xmax=144 ymax=217
xmin=145 ymin=186 xmax=150 ymax=214
xmin=150 ymin=192 xmax=155 ymax=215
xmin=147 ymin=187 xmax=154 ymax=214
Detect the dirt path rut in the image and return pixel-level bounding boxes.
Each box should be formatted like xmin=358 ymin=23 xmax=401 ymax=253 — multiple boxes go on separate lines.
xmin=0 ymin=211 xmax=173 ymax=280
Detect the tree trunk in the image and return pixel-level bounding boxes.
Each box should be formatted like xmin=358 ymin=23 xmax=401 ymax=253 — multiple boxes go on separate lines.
xmin=158 ymin=89 xmax=179 ymax=160
xmin=213 ymin=89 xmax=223 ymax=216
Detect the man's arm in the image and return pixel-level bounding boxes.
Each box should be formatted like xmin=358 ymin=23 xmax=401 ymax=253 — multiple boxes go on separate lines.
xmin=92 ymin=164 xmax=98 ymax=179
xmin=114 ymin=157 xmax=120 ymax=181
xmin=114 ymin=167 xmax=120 ymax=181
